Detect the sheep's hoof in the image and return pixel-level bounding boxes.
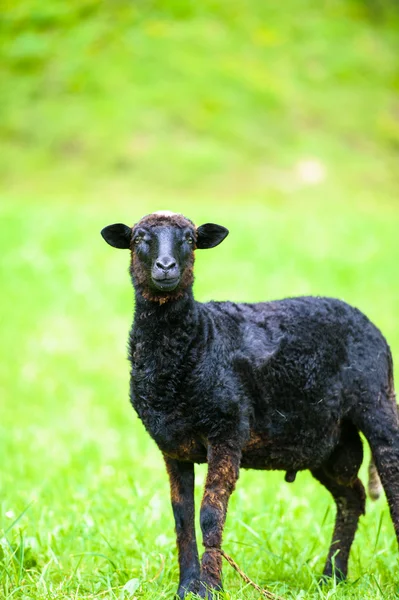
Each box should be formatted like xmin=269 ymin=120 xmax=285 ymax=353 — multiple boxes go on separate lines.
xmin=198 ymin=580 xmax=223 ymax=599
xmin=176 ymin=578 xmax=200 ymax=598
xmin=319 ymin=567 xmax=347 ymax=585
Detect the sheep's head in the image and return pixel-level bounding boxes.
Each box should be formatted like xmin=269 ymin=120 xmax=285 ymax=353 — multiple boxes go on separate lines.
xmin=101 ymin=211 xmax=228 ymax=304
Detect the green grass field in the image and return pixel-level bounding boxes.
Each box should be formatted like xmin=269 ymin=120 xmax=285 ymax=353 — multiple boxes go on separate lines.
xmin=1 ymin=1 xmax=399 ymax=598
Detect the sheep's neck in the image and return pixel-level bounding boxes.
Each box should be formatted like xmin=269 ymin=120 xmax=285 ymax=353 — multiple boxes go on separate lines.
xmin=132 ymin=290 xmax=199 ymax=336
xmin=130 ymin=290 xmax=200 ymax=407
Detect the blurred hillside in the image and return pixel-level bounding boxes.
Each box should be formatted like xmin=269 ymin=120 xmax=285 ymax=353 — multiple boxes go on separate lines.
xmin=1 ymin=0 xmax=398 ymax=205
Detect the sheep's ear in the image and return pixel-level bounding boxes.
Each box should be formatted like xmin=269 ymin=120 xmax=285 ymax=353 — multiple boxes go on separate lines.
xmin=101 ymin=223 xmax=132 ymax=249
xmin=196 ymin=223 xmax=229 ymax=249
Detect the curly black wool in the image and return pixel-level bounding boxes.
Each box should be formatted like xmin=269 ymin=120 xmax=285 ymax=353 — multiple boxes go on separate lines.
xmin=101 ymin=213 xmax=398 ymax=599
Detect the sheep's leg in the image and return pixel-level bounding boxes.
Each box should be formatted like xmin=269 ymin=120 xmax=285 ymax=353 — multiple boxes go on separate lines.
xmin=199 ymin=444 xmax=241 ymax=597
xmin=164 ymin=456 xmax=200 ymax=598
xmin=310 ymin=421 xmax=365 ymax=580
xmin=354 ymin=397 xmax=399 ymax=544
xmin=312 ymin=467 xmax=366 ymax=580
xmin=368 ymin=440 xmax=399 ymax=541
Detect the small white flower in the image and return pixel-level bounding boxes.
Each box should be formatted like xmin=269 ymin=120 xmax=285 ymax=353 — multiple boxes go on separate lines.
xmin=296 ymin=158 xmax=326 ymax=185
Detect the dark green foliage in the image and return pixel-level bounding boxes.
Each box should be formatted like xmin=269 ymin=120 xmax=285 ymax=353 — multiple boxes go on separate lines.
xmin=1 ymin=0 xmax=399 ymax=193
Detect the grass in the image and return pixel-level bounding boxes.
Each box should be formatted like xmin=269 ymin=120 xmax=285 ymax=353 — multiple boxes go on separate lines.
xmin=1 ymin=0 xmax=399 ymax=598
xmin=1 ymin=197 xmax=399 ymax=599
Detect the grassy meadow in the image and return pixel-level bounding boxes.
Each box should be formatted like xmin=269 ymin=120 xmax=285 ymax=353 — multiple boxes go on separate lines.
xmin=1 ymin=1 xmax=399 ymax=598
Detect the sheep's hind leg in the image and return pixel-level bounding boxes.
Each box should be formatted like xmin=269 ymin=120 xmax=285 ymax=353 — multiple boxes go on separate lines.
xmin=164 ymin=456 xmax=200 ymax=598
xmin=311 ymin=423 xmax=366 ymax=580
xmin=312 ymin=468 xmax=366 ymax=580
xmin=354 ymin=393 xmax=399 ymax=546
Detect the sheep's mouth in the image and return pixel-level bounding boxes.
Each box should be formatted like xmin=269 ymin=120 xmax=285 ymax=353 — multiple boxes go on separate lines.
xmin=151 ymin=276 xmax=180 ymax=291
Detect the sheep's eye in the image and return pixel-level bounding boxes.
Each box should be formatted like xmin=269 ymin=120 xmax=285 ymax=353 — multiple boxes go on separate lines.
xmin=186 ymin=236 xmax=193 ymax=245
xmin=134 ymin=237 xmax=142 ymax=245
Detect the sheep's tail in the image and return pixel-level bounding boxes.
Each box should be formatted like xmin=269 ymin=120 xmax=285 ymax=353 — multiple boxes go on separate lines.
xmin=368 ymin=456 xmax=383 ymax=501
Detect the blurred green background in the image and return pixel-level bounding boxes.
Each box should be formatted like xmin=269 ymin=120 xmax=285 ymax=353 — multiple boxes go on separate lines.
xmin=1 ymin=1 xmax=399 ymax=598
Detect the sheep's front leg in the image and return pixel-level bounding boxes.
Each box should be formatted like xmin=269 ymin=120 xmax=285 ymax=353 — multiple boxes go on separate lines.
xmin=164 ymin=456 xmax=200 ymax=598
xmin=199 ymin=444 xmax=241 ymax=597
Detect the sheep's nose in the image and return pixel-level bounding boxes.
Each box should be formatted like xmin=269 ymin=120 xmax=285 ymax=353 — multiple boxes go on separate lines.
xmin=156 ymin=257 xmax=177 ymax=271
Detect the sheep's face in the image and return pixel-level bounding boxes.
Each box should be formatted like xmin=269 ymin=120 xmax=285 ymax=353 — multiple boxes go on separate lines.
xmin=131 ymin=218 xmax=196 ymax=299
xmin=101 ymin=212 xmax=228 ymax=303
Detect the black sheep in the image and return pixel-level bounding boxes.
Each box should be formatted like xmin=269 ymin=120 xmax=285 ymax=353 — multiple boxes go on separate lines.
xmin=101 ymin=211 xmax=398 ymax=598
